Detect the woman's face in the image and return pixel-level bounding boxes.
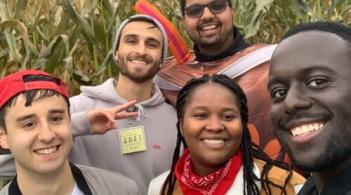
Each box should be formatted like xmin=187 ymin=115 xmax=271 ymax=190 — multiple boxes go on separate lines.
xmin=181 ymin=82 xmax=243 ymax=176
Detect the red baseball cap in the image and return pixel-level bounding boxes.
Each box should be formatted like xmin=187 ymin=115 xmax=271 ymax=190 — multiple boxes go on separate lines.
xmin=0 ymin=70 xmax=68 ymax=109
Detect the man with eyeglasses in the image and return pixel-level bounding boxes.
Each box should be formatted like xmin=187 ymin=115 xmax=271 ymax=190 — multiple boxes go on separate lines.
xmin=155 ymin=0 xmax=284 ymax=161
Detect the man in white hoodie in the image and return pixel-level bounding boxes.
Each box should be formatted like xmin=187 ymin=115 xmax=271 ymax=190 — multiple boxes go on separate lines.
xmin=68 ymin=15 xmax=178 ymax=194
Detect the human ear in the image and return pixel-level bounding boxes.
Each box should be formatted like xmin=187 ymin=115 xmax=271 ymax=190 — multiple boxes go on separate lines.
xmin=114 ymin=51 xmax=119 ymax=62
xmin=179 ymin=123 xmax=184 ymax=137
xmin=181 ymin=17 xmax=185 ymax=26
xmin=0 ymin=128 xmax=9 ymax=149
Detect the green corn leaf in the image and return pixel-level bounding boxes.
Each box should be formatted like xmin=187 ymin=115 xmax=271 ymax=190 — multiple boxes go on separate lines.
xmin=58 ymin=0 xmax=97 ymax=44
xmin=33 ymin=34 xmax=69 ymax=71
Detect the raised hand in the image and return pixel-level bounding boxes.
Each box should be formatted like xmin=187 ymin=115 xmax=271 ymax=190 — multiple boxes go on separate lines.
xmin=86 ymin=100 xmax=138 ymax=134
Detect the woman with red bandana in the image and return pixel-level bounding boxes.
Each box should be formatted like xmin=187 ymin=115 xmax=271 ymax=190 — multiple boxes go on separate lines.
xmin=149 ymin=74 xmax=305 ymax=195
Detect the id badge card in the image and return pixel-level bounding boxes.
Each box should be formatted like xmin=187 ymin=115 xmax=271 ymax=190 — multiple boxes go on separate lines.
xmin=118 ymin=126 xmax=147 ymax=154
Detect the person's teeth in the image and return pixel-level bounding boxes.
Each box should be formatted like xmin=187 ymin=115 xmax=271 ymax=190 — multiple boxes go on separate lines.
xmin=201 ymin=24 xmax=217 ymax=31
xmin=313 ymin=123 xmax=318 ymax=130
xmin=131 ymin=60 xmax=146 ymax=64
xmin=35 ymin=146 xmax=58 ymax=155
xmin=203 ymin=139 xmax=224 ymax=144
xmin=290 ymin=122 xmax=324 ymax=136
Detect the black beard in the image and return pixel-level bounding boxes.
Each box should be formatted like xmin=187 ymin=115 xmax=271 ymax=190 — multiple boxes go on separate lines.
xmin=118 ymin=57 xmax=160 ymax=83
xmin=291 ymin=128 xmax=351 ymax=172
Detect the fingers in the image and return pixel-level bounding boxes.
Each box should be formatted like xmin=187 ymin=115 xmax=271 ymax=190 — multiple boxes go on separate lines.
xmin=106 ymin=120 xmax=116 ymax=129
xmin=111 ymin=100 xmax=138 ymax=120
xmin=112 ymin=100 xmax=137 ymax=113
xmin=115 ymin=112 xmax=138 ymax=120
xmin=87 ymin=100 xmax=138 ymax=122
xmin=105 ymin=110 xmax=116 ymax=122
xmin=87 ymin=109 xmax=114 ymax=122
xmin=86 ymin=109 xmax=115 ymax=134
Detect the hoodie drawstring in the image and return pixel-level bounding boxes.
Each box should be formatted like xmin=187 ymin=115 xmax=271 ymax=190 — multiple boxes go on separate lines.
xmin=135 ymin=104 xmax=147 ymax=121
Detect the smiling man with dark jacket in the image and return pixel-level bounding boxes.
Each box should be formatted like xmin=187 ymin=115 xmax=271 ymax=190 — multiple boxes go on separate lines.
xmin=269 ymin=21 xmax=351 ymax=195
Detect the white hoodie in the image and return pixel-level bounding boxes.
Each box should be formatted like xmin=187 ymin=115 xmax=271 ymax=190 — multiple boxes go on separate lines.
xmin=69 ymin=78 xmax=178 ymax=194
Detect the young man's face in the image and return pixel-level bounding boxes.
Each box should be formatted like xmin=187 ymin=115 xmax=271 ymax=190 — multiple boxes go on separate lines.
xmin=115 ymin=20 xmax=163 ymax=83
xmin=268 ymin=31 xmax=351 ymax=172
xmin=182 ymin=0 xmax=234 ymax=52
xmin=0 ymin=94 xmax=72 ymax=175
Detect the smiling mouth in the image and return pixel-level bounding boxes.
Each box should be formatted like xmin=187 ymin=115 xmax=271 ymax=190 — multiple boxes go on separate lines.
xmin=290 ymin=122 xmax=324 ymax=136
xmin=200 ymin=24 xmax=218 ymax=31
xmin=202 ymin=139 xmax=225 ymax=144
xmin=129 ymin=59 xmax=147 ymax=65
xmin=201 ymin=138 xmax=228 ymax=150
xmin=199 ymin=21 xmax=220 ymax=31
xmin=34 ymin=145 xmax=60 ymax=155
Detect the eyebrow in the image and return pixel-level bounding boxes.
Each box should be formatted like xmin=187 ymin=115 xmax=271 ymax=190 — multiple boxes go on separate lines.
xmin=192 ymin=106 xmax=240 ymax=112
xmin=267 ymin=78 xmax=280 ymax=90
xmin=49 ymin=109 xmax=66 ymax=115
xmin=147 ymin=38 xmax=161 ymax=45
xmin=123 ymin=34 xmax=137 ymax=39
xmin=146 ymin=25 xmax=157 ymax=30
xmin=123 ymin=34 xmax=161 ymax=45
xmin=16 ymin=114 xmax=36 ymax=123
xmin=15 ymin=109 xmax=66 ymax=122
xmin=267 ymin=65 xmax=337 ymax=89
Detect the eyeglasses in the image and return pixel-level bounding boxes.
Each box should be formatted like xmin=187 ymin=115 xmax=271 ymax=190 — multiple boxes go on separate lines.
xmin=184 ymin=0 xmax=228 ymax=18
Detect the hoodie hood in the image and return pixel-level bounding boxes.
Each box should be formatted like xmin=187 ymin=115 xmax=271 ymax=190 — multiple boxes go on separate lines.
xmin=79 ymin=78 xmax=165 ymax=108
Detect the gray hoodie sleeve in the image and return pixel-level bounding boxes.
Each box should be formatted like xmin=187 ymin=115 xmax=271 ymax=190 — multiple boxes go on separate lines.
xmin=69 ymin=94 xmax=96 ymax=137
xmin=0 ymin=154 xmax=15 ymax=178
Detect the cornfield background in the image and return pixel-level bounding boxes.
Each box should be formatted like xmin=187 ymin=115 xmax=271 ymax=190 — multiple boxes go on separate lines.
xmin=0 ymin=0 xmax=350 ymax=189
xmin=0 ymin=0 xmax=350 ymax=95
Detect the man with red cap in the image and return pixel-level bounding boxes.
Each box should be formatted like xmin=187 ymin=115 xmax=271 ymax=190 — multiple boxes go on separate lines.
xmin=0 ymin=70 xmax=139 ymax=195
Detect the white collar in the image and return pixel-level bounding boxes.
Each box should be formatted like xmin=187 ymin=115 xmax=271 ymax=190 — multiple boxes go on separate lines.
xmin=226 ymin=162 xmax=261 ymax=194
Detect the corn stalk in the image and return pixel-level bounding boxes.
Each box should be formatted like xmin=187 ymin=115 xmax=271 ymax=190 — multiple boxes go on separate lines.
xmin=0 ymin=0 xmax=350 ymax=95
